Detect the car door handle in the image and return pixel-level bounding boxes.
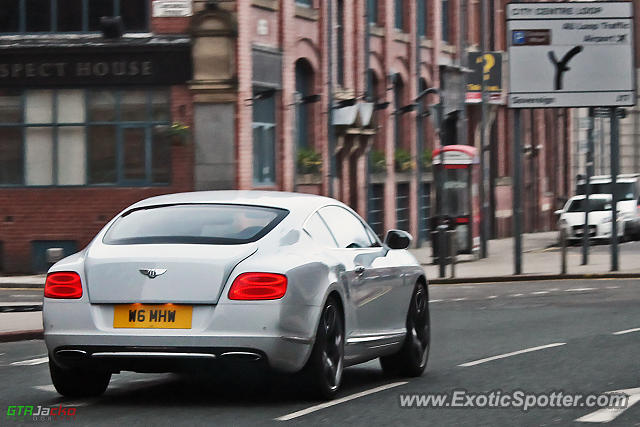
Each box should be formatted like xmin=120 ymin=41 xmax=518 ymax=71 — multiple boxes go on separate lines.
xmin=355 ymin=265 xmax=366 ymax=275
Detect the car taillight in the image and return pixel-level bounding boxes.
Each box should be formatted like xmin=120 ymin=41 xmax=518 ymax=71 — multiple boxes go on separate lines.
xmin=228 ymin=273 xmax=287 ymax=300
xmin=44 ymin=272 xmax=83 ymax=299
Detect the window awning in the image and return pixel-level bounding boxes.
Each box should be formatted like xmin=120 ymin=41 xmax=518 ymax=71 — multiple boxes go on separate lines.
xmin=332 ymin=102 xmax=375 ymax=128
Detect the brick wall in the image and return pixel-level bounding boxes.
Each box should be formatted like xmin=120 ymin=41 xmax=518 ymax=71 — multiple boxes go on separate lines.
xmin=0 ymin=141 xmax=193 ymax=273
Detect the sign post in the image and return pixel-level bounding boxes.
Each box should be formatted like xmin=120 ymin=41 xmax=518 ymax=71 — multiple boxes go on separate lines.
xmin=507 ymin=1 xmax=635 ymax=275
xmin=582 ymin=107 xmax=594 ymax=265
xmin=610 ymin=107 xmax=619 ymax=271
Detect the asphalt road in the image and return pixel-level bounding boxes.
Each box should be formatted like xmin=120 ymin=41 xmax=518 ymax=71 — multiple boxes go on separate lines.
xmin=1 ymin=278 xmax=639 ymax=426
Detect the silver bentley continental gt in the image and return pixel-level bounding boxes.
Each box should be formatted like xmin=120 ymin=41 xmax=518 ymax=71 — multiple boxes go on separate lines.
xmin=44 ymin=191 xmax=430 ymax=399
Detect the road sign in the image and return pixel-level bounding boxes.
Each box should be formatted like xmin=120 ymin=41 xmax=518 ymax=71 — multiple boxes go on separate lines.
xmin=466 ymin=52 xmax=503 ymax=104
xmin=507 ymin=2 xmax=635 ymax=109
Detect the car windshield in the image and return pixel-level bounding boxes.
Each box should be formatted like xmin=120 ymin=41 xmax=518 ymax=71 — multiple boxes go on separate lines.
xmin=576 ymin=182 xmax=636 ymax=201
xmin=103 ymin=204 xmax=288 ymax=245
xmin=567 ymin=199 xmax=612 ymax=213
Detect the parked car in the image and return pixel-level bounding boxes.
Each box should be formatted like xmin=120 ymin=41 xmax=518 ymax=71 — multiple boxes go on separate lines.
xmin=555 ymin=194 xmax=625 ymax=243
xmin=43 ymin=191 xmax=429 ymax=400
xmin=576 ymin=174 xmax=640 ymax=239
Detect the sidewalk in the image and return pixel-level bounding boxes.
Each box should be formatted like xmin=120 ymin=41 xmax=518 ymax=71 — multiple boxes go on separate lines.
xmin=410 ymin=231 xmax=640 ymax=282
xmin=0 ymin=312 xmax=43 ymax=342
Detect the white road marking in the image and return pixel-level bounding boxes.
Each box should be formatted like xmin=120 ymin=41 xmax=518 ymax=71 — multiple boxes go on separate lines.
xmin=450 ymin=298 xmax=467 ymax=302
xmin=575 ymin=387 xmax=640 ymax=423
xmin=274 ymin=381 xmax=408 ymax=421
xmin=612 ymin=327 xmax=640 ymax=335
xmin=34 ymin=385 xmax=56 ymax=392
xmin=531 ymin=291 xmax=549 ymax=295
xmin=459 ymin=343 xmax=566 ymax=367
xmin=429 ymin=299 xmax=443 ymax=303
xmin=565 ymin=288 xmax=596 ymax=292
xmin=548 ymin=288 xmax=560 ymax=292
xmin=486 ymin=295 xmax=498 ymax=299
xmin=511 ymin=293 xmax=524 ymax=297
xmin=11 ymin=356 xmax=48 ymax=366
xmin=606 ymin=286 xmax=621 ymax=290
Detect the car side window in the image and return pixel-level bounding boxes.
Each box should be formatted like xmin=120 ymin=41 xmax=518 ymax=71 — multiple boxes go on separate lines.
xmin=318 ymin=206 xmax=373 ymax=249
xmin=304 ymin=212 xmax=338 ymax=248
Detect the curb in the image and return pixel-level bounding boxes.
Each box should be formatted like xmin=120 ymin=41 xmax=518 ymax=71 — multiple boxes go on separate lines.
xmin=0 ymin=305 xmax=42 ymax=313
xmin=428 ymin=272 xmax=640 ymax=285
xmin=0 ymin=330 xmax=43 ymax=343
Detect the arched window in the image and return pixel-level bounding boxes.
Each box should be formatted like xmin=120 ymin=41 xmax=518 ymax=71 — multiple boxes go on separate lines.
xmin=295 ymin=59 xmax=315 ymax=150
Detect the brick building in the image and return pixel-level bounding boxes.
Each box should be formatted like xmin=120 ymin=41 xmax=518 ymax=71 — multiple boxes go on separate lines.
xmin=0 ymin=0 xmax=194 ymax=273
xmin=0 ymin=0 xmax=575 ymax=273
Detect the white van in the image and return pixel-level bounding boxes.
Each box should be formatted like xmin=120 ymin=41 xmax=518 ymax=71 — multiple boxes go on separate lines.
xmin=576 ymin=174 xmax=640 ymax=240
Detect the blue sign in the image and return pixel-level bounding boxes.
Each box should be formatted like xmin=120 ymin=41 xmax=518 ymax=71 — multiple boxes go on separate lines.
xmin=512 ymin=31 xmax=526 ymax=45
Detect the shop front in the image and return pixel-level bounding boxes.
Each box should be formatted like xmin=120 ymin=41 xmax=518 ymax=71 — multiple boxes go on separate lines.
xmin=0 ymin=37 xmax=193 ymax=273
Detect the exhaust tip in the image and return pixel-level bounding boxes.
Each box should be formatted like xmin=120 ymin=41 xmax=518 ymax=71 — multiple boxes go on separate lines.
xmin=218 ymin=351 xmax=262 ymax=361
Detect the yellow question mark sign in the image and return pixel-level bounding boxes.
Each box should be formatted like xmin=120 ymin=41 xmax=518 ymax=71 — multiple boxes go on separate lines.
xmin=476 ymin=53 xmax=495 ymax=81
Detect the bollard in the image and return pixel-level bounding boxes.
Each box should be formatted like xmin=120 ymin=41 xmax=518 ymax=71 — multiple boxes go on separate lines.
xmin=560 ymin=228 xmax=567 ymax=275
xmin=438 ymin=225 xmax=448 ymax=278
xmin=449 ymin=230 xmax=456 ymax=278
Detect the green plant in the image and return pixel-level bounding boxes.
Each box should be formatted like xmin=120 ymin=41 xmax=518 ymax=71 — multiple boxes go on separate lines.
xmin=395 ymin=148 xmax=415 ymax=172
xmin=421 ymin=150 xmax=433 ymax=168
xmin=166 ymin=122 xmax=191 ymax=145
xmin=297 ymin=147 xmax=322 ymax=174
xmin=370 ymin=149 xmax=387 ymax=173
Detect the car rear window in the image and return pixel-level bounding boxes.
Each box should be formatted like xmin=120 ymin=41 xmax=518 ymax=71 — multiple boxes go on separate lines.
xmin=103 ymin=204 xmax=288 ymax=245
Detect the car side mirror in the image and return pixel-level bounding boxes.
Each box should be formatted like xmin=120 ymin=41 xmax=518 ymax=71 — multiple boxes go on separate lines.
xmin=554 ymin=209 xmax=563 ymax=215
xmin=384 ymin=229 xmax=412 ymax=250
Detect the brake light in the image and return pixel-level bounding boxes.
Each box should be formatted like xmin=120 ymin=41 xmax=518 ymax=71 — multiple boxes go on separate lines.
xmin=228 ymin=273 xmax=287 ymax=300
xmin=44 ymin=272 xmax=83 ymax=299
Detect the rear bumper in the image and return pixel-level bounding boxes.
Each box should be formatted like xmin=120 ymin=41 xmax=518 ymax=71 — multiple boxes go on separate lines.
xmin=44 ymin=300 xmax=319 ymax=373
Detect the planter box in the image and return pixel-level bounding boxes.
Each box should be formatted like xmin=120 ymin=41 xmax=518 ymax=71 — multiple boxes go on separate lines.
xmin=296 ymin=173 xmax=323 ymax=185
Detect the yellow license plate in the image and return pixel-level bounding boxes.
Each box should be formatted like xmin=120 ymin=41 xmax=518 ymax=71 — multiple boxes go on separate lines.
xmin=113 ymin=304 xmax=192 ymax=329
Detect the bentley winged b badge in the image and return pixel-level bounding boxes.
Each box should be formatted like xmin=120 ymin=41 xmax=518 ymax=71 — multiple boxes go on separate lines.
xmin=139 ymin=268 xmax=167 ymax=279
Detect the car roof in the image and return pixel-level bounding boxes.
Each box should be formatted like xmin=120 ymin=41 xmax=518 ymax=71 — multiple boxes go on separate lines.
xmin=588 ymin=174 xmax=639 ymax=183
xmin=568 ymin=194 xmax=612 ymax=201
xmin=127 ymin=190 xmax=341 ymax=218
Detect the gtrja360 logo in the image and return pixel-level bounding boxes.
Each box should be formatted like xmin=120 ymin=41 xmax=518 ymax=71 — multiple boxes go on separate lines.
xmin=6 ymin=405 xmax=78 ymax=422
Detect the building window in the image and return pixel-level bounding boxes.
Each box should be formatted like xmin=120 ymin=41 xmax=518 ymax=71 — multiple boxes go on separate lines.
xmin=394 ymin=0 xmax=404 ymax=31
xmin=336 ymin=0 xmax=345 ymax=87
xmin=367 ymin=0 xmax=378 ymax=25
xmin=252 ymin=89 xmax=277 ymax=186
xmin=0 ymin=88 xmax=171 ymax=186
xmin=442 ymin=0 xmax=450 ymax=43
xmin=0 ymin=0 xmax=148 ymax=34
xmin=396 ymin=182 xmax=410 ymax=231
xmin=295 ymin=59 xmax=315 ymax=150
xmin=296 ymin=0 xmax=312 ymax=7
xmin=418 ymin=0 xmax=428 ymax=37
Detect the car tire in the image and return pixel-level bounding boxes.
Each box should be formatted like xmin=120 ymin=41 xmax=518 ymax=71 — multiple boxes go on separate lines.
xmin=303 ymin=295 xmax=344 ymax=400
xmin=49 ymin=357 xmax=111 ymax=398
xmin=380 ymin=281 xmax=430 ymax=377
